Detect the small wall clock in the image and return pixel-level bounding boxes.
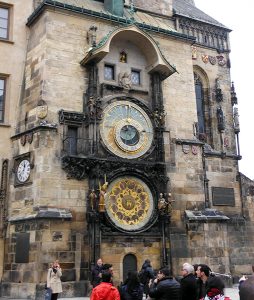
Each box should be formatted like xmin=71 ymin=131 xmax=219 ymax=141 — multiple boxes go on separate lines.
xmin=16 ymin=159 xmax=31 ymax=183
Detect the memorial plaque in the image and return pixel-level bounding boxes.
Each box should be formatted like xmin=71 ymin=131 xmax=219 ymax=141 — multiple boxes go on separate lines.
xmin=15 ymin=232 xmax=30 ymax=263
xmin=212 ymin=187 xmax=235 ymax=206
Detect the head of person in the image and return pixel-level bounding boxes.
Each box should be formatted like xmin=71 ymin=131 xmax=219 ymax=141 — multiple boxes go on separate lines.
xmin=196 ymin=264 xmax=211 ymax=280
xmin=52 ymin=260 xmax=59 ymax=268
xmin=101 ymin=271 xmax=112 ymax=283
xmin=182 ymin=263 xmax=194 ymax=277
xmin=102 ymin=263 xmax=113 ymax=275
xmin=157 ymin=267 xmax=172 ymax=281
xmin=97 ymin=258 xmax=103 ymax=267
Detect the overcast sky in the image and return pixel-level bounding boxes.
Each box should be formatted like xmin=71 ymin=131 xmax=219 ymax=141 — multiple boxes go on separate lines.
xmin=194 ymin=0 xmax=254 ymax=180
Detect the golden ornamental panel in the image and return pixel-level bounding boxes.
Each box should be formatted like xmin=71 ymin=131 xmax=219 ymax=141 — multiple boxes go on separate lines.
xmin=105 ymin=176 xmax=154 ymax=231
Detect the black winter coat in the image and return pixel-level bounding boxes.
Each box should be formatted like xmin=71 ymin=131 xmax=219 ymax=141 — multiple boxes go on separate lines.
xmin=119 ymin=283 xmax=144 ymax=300
xmin=91 ymin=264 xmax=103 ymax=288
xmin=180 ymin=273 xmax=197 ymax=300
xmin=149 ymin=277 xmax=181 ymax=300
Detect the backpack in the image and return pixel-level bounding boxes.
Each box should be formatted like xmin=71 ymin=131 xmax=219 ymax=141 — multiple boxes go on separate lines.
xmin=138 ymin=269 xmax=147 ymax=284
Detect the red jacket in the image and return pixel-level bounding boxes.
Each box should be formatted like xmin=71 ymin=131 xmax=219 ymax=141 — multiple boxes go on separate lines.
xmin=90 ymin=282 xmax=120 ymax=300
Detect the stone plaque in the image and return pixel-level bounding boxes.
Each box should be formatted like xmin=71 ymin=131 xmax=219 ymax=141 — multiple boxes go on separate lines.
xmin=212 ymin=187 xmax=235 ymax=206
xmin=15 ymin=232 xmax=30 ymax=263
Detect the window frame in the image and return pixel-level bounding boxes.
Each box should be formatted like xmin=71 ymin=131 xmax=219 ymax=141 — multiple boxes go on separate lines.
xmin=0 ymin=76 xmax=6 ymax=123
xmin=131 ymin=69 xmax=141 ymax=86
xmin=0 ymin=4 xmax=10 ymax=41
xmin=104 ymin=63 xmax=115 ymax=81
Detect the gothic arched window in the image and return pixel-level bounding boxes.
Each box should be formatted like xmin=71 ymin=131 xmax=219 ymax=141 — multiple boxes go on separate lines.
xmin=193 ymin=71 xmax=212 ymax=144
xmin=194 ymin=73 xmax=205 ymax=135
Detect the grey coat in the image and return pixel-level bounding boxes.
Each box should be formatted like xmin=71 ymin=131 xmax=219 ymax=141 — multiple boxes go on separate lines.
xmin=47 ymin=267 xmax=63 ymax=294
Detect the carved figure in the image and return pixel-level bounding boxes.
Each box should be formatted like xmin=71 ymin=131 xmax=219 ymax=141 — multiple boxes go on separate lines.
xmin=88 ymin=97 xmax=95 ymax=117
xmin=217 ymin=106 xmax=225 ymax=132
xmin=89 ymin=189 xmax=97 ymax=211
xmin=233 ymin=107 xmax=240 ymax=133
xmin=120 ymin=51 xmax=127 ymax=63
xmin=153 ymin=109 xmax=166 ymax=127
xmin=98 ymin=181 xmax=108 ymax=213
xmin=158 ymin=193 xmax=167 ymax=213
xmin=119 ymin=72 xmax=132 ymax=90
xmin=191 ymin=46 xmax=197 ymax=60
xmin=87 ymin=25 xmax=97 ymax=47
xmin=167 ymin=193 xmax=174 ymax=216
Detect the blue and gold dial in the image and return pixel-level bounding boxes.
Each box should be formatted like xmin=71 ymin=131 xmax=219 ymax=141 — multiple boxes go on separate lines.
xmin=100 ymin=101 xmax=153 ymax=159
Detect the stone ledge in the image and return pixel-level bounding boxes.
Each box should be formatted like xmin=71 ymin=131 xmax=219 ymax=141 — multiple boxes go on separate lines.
xmin=8 ymin=206 xmax=72 ymax=222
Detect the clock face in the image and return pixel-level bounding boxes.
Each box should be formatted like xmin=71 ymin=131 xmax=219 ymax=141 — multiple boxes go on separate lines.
xmin=105 ymin=176 xmax=154 ymax=231
xmin=100 ymin=101 xmax=154 ymax=158
xmin=16 ymin=159 xmax=31 ymax=183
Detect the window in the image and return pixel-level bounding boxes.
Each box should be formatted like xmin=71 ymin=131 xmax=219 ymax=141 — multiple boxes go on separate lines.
xmin=0 ymin=77 xmax=6 ymax=122
xmin=0 ymin=6 xmax=9 ymax=39
xmin=131 ymin=70 xmax=141 ymax=85
xmin=194 ymin=73 xmax=205 ymax=135
xmin=67 ymin=126 xmax=78 ymax=155
xmin=104 ymin=64 xmax=115 ymax=81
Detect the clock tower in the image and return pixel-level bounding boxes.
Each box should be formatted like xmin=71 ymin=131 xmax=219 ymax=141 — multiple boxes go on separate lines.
xmin=60 ymin=24 xmax=176 ymax=277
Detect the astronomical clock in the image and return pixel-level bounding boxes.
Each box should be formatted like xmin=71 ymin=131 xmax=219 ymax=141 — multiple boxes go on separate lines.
xmin=100 ymin=100 xmax=154 ymax=159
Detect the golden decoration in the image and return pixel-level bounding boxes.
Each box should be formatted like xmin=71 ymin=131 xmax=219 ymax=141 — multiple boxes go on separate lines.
xmin=105 ymin=177 xmax=154 ymax=231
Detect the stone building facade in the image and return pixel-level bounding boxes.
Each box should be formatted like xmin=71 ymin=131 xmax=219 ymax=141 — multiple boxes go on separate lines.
xmin=0 ymin=0 xmax=254 ymax=298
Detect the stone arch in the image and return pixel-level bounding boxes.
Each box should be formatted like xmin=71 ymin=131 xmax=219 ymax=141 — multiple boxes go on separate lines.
xmin=81 ymin=24 xmax=176 ymax=80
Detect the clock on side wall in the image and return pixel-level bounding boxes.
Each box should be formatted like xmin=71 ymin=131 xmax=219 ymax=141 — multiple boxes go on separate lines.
xmin=100 ymin=100 xmax=154 ymax=159
xmin=14 ymin=153 xmax=33 ymax=186
xmin=16 ymin=159 xmax=31 ymax=183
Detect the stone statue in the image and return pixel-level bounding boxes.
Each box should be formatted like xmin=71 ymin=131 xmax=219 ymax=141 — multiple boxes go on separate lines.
xmin=167 ymin=193 xmax=174 ymax=216
xmin=98 ymin=181 xmax=108 ymax=213
xmin=89 ymin=189 xmax=97 ymax=211
xmin=217 ymin=106 xmax=225 ymax=132
xmin=158 ymin=193 xmax=166 ymax=210
xmin=119 ymin=72 xmax=132 ymax=90
xmin=120 ymin=51 xmax=127 ymax=63
xmin=233 ymin=107 xmax=240 ymax=133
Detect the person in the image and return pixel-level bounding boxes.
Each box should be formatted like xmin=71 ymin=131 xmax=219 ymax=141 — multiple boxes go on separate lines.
xmin=239 ymin=265 xmax=254 ymax=300
xmin=148 ymin=267 xmax=181 ymax=300
xmin=180 ymin=263 xmax=197 ymax=300
xmin=46 ymin=260 xmax=62 ymax=300
xmin=204 ymin=276 xmax=225 ymax=300
xmin=119 ymin=270 xmax=144 ymax=300
xmin=90 ymin=271 xmax=120 ymax=300
xmin=139 ymin=259 xmax=155 ymax=298
xmin=196 ymin=264 xmax=211 ymax=300
xmin=91 ymin=258 xmax=104 ymax=288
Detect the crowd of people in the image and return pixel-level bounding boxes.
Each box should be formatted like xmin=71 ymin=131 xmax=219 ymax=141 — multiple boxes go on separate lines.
xmin=89 ymin=258 xmax=233 ymax=300
xmin=45 ymin=258 xmax=254 ymax=300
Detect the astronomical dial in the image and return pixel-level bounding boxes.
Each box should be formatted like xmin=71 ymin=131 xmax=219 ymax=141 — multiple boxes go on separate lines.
xmin=100 ymin=101 xmax=153 ymax=158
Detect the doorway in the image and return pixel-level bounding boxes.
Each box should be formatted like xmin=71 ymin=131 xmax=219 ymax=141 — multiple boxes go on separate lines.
xmin=123 ymin=253 xmax=137 ymax=282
